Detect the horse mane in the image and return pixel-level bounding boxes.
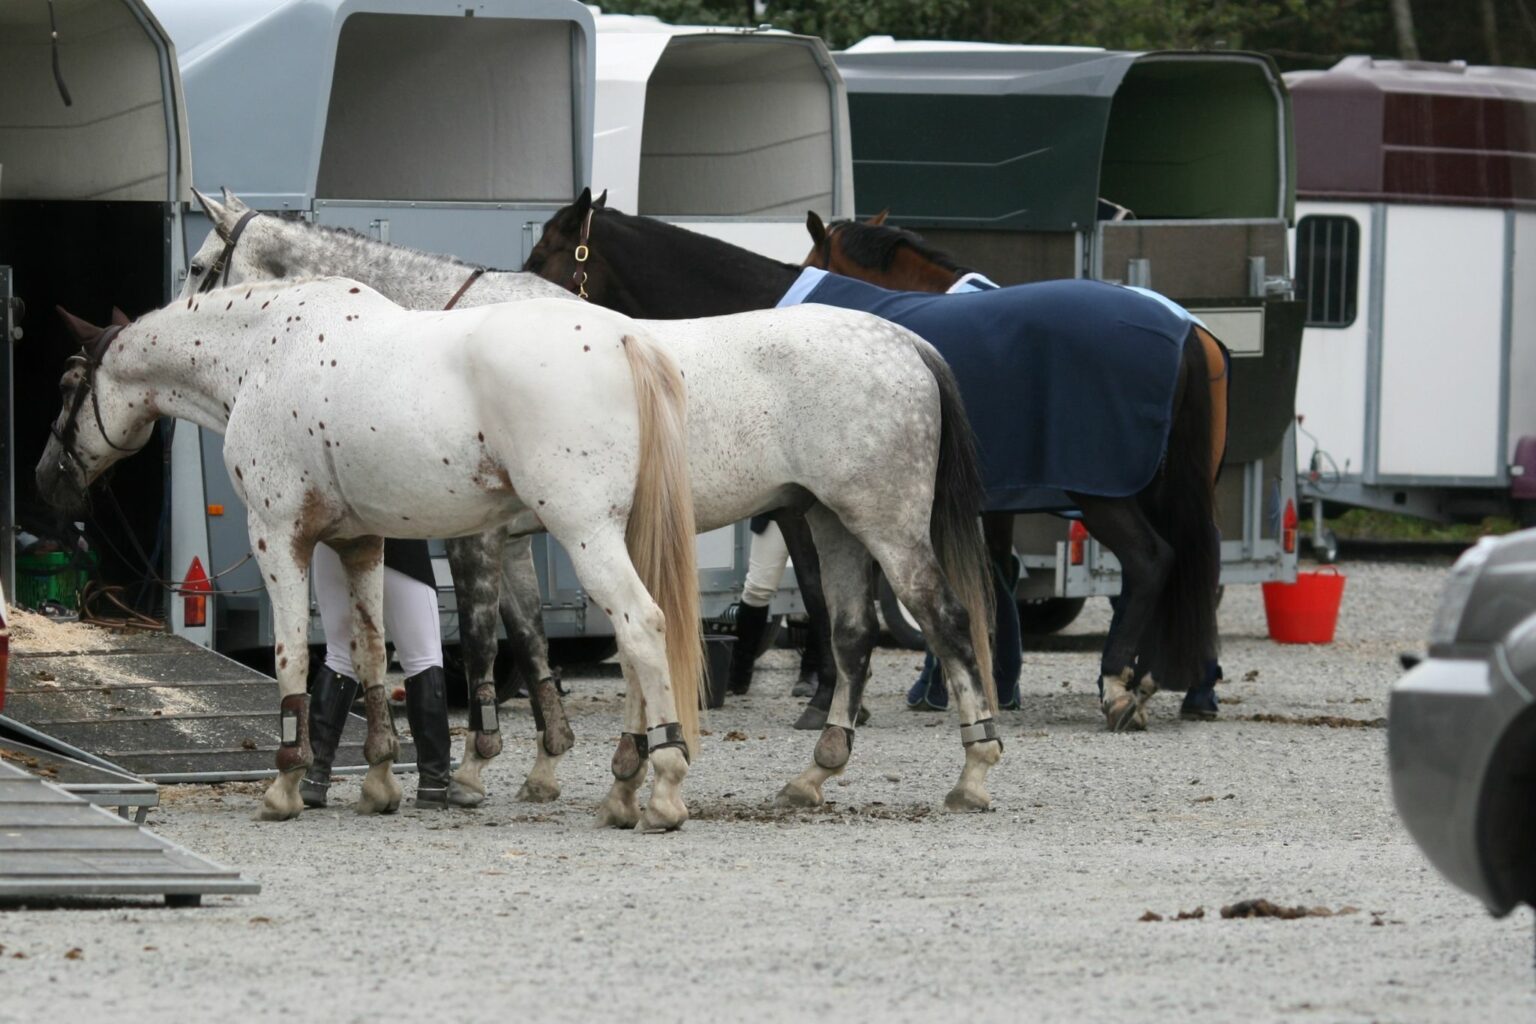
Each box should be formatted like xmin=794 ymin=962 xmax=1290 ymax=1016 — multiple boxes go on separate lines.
xmin=829 ymin=219 xmax=965 ymax=275
xmin=295 ymin=220 xmax=478 ymax=269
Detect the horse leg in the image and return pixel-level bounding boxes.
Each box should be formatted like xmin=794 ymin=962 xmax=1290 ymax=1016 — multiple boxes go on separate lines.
xmin=1069 ymin=493 xmax=1172 ymax=732
xmin=253 ymin=522 xmax=317 ymax=821
xmin=562 ymin=529 xmax=691 ymax=831
xmin=331 ymin=537 xmax=401 ymax=814
xmin=445 ymin=532 xmax=504 ymax=802
xmin=499 ymin=533 xmax=573 ymax=803
xmin=775 ymin=506 xmax=875 ymax=808
xmin=596 ymin=679 xmax=648 ymax=829
xmin=774 ymin=510 xmax=840 ymax=730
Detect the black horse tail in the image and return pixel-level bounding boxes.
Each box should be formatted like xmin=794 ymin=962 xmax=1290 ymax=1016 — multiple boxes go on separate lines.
xmin=912 ymin=339 xmax=997 ymax=712
xmin=1142 ymin=327 xmax=1220 ymax=691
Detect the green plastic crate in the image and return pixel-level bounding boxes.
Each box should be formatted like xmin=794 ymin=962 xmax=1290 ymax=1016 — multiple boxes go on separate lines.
xmin=14 ymin=550 xmax=98 ymax=611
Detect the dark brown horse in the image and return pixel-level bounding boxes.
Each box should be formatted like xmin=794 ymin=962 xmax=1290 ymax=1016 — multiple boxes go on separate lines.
xmin=526 ymin=191 xmax=1224 ymax=731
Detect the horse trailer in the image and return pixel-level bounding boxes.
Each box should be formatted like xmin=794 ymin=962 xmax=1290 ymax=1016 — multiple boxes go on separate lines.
xmin=1286 ymin=57 xmax=1536 ymax=549
xmin=833 ymin=37 xmax=1304 ymax=633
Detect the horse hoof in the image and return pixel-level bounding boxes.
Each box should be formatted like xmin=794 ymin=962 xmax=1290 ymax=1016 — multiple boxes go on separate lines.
xmin=448 ymin=780 xmax=485 ymax=808
xmin=774 ymin=779 xmax=822 ymax=809
xmin=639 ymin=800 xmax=688 ymax=833
xmin=516 ymin=777 xmax=561 ymax=804
xmin=596 ymin=799 xmax=641 ymax=830
xmin=259 ymin=769 xmax=305 ymax=820
xmin=1103 ymin=696 xmax=1148 ymax=733
xmin=356 ymin=772 xmax=402 ymax=815
xmin=944 ymin=785 xmax=991 ymax=812
xmin=258 ymin=794 xmax=304 ymax=821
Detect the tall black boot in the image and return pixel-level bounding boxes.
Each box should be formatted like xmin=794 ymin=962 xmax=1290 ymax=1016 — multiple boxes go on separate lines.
xmin=301 ymin=666 xmax=359 ymax=808
xmin=728 ymin=603 xmax=771 ymax=695
xmin=405 ymin=665 xmax=482 ymax=809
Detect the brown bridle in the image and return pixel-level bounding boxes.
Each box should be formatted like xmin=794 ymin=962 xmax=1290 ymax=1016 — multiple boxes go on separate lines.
xmin=570 ymin=205 xmax=595 ymax=300
xmin=51 ymin=322 xmax=139 ymax=477
xmin=196 ymin=209 xmax=260 ymax=294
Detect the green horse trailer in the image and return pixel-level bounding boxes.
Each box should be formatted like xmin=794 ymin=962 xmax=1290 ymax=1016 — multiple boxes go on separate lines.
xmin=834 ymin=38 xmax=1304 ymax=634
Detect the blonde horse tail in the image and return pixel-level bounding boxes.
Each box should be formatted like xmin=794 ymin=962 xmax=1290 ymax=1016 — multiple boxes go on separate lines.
xmin=912 ymin=340 xmax=997 ymax=714
xmin=620 ymin=331 xmax=704 ymax=755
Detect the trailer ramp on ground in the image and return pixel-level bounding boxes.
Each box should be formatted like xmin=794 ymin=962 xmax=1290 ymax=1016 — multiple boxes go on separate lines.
xmin=1 ymin=614 xmax=413 ymax=782
xmin=0 ymin=757 xmax=257 ymax=906
xmin=0 ymin=738 xmax=158 ymax=823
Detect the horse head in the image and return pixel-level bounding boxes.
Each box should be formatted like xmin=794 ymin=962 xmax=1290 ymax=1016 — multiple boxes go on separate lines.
xmin=181 ymin=188 xmax=269 ymax=300
xmin=799 ymin=210 xmax=893 ymax=275
xmin=800 ymin=211 xmax=963 ymax=293
xmin=524 ymin=187 xmax=618 ymax=305
xmin=35 ymin=306 xmax=151 ymax=512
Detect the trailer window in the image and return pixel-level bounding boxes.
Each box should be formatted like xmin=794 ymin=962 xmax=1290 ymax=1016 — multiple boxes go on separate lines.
xmin=1296 ymin=215 xmax=1360 ymax=328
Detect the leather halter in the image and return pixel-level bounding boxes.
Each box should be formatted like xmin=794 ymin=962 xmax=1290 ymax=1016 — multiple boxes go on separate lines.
xmin=570 ymin=206 xmax=595 ymax=300
xmin=51 ymin=323 xmax=141 ymax=476
xmin=197 ymin=209 xmax=260 ymax=293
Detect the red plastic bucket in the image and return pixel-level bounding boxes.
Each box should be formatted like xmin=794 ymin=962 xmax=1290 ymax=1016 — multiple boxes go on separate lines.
xmin=1262 ymin=567 xmax=1346 ymax=644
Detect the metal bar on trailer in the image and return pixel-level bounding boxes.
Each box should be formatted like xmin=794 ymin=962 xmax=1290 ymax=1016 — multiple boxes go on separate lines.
xmin=1 ymin=265 xmax=13 ymax=601
xmin=1362 ymin=203 xmax=1388 ymax=484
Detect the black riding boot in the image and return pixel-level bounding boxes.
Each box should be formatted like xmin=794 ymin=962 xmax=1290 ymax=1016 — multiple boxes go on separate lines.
xmin=728 ymin=603 xmax=771 ymax=695
xmin=405 ymin=665 xmax=481 ymax=809
xmin=300 ymin=666 xmax=359 ymax=808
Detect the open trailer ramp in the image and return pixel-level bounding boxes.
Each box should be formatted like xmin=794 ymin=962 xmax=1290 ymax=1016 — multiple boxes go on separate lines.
xmin=0 ymin=737 xmax=158 ymax=823
xmin=2 ymin=614 xmax=414 ymax=782
xmin=0 ymin=758 xmax=258 ymax=905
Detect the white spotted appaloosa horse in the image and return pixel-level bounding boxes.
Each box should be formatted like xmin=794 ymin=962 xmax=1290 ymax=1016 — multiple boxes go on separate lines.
xmin=35 ymin=281 xmax=705 ymax=828
xmin=183 ymin=190 xmax=1006 ymax=816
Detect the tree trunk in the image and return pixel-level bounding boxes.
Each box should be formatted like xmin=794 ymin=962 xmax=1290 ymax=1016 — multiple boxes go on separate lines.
xmin=1390 ymin=0 xmax=1421 ymax=60
xmin=1481 ymin=0 xmax=1503 ymax=64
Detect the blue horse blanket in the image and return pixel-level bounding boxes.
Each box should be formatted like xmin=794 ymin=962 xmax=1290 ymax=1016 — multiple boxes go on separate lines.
xmin=778 ymin=270 xmax=1193 ymax=512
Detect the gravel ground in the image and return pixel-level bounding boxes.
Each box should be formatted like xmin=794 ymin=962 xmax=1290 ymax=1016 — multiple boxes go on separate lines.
xmin=3 ymin=557 xmax=1533 ymax=1023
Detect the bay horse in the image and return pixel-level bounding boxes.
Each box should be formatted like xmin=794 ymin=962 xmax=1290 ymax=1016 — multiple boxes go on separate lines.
xmin=526 ymin=191 xmax=1221 ymax=732
xmin=35 ymin=281 xmax=705 ymax=828
xmin=183 ymin=192 xmax=1003 ymax=814
xmin=802 ymin=212 xmax=1230 ymax=721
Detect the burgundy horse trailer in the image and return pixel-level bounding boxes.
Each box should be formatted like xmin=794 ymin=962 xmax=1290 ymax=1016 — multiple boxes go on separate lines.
xmin=1287 ymin=57 xmax=1536 ymax=554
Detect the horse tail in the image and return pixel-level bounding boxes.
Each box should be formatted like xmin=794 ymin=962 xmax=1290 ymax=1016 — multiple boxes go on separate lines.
xmin=1142 ymin=327 xmax=1220 ymax=690
xmin=620 ymin=330 xmax=705 ymax=754
xmin=912 ymin=339 xmax=997 ymax=713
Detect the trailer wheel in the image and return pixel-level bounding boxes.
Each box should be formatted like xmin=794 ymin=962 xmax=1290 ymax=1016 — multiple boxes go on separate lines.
xmin=1016 ymin=597 xmax=1087 ymax=636
xmin=877 ymin=575 xmax=927 ymax=650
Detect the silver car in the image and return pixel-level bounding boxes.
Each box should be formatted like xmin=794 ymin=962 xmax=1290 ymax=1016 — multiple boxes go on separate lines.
xmin=1389 ymin=528 xmax=1536 ymax=917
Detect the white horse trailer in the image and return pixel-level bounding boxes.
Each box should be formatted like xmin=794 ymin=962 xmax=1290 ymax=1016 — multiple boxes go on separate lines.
xmin=1287 ymin=57 xmax=1536 ymax=550
xmin=584 ymin=16 xmax=856 ymax=627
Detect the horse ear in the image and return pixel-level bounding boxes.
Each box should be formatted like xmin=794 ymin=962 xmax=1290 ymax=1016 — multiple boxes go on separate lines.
xmin=192 ymin=187 xmax=227 ymax=226
xmin=593 ymin=189 xmax=608 ymax=210
xmin=221 ymin=188 xmax=251 ymax=213
xmin=55 ymin=306 xmax=103 ymax=346
xmin=867 ymin=209 xmax=890 ymax=227
xmin=805 ymin=210 xmax=827 ymax=247
xmin=110 ymin=307 xmax=131 ymax=327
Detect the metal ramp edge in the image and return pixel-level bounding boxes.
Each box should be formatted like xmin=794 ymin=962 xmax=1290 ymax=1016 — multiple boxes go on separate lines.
xmin=0 ymin=737 xmax=159 ymax=824
xmin=0 ymin=759 xmax=260 ymax=905
xmin=3 ymin=625 xmax=414 ymax=782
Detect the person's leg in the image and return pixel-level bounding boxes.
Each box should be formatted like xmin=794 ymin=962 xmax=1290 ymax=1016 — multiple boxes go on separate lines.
xmin=906 ymin=649 xmax=948 ymax=710
xmin=992 ymin=555 xmax=1023 ymax=710
xmin=728 ymin=521 xmax=789 ymax=696
xmin=301 ymin=543 xmax=360 ymax=808
xmin=382 ymin=565 xmax=480 ymax=807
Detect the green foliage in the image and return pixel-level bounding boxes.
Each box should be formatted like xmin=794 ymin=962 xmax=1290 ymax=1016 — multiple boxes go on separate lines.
xmin=1326 ymin=510 xmax=1519 ymax=542
xmin=592 ymin=0 xmax=1535 ymax=70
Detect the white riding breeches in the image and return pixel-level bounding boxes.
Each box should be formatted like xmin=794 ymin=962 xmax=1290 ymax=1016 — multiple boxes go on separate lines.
xmin=311 ymin=542 xmax=443 ymax=678
xmin=740 ymin=520 xmax=791 ymax=608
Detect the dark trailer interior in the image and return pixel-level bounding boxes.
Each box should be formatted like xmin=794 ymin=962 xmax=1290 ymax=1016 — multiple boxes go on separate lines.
xmin=0 ymin=0 xmax=187 ymax=617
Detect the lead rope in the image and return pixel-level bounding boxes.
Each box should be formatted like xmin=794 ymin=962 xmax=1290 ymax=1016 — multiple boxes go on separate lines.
xmin=443 ymin=267 xmax=485 ymax=310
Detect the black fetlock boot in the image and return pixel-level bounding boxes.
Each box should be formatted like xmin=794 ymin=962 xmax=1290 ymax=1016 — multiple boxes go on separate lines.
xmin=728 ymin=603 xmax=771 ymax=696
xmin=301 ymin=666 xmax=359 ymax=808
xmin=405 ymin=666 xmax=480 ymax=809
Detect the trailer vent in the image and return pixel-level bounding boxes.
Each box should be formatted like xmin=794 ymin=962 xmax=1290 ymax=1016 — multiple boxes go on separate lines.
xmin=1295 ymin=215 xmax=1360 ymax=328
